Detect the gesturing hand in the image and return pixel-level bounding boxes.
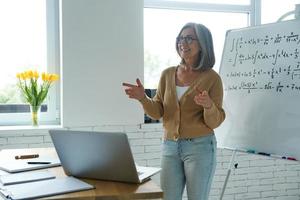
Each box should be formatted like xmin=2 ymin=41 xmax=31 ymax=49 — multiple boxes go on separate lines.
xmin=122 ymin=78 xmax=146 ymax=101
xmin=194 ymin=89 xmax=213 ymax=109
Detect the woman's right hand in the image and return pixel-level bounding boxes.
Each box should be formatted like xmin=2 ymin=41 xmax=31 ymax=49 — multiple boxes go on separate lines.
xmin=122 ymin=78 xmax=146 ymax=101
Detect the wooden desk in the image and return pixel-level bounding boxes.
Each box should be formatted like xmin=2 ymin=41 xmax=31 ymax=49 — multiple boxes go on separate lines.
xmin=0 ymin=148 xmax=163 ymax=200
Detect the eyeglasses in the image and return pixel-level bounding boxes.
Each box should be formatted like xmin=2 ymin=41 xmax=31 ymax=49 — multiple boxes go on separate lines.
xmin=176 ymin=36 xmax=198 ymax=44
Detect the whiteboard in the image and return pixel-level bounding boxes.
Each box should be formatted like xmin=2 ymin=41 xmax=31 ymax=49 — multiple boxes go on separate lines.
xmin=215 ymin=20 xmax=300 ymax=160
xmin=61 ymin=0 xmax=144 ymax=127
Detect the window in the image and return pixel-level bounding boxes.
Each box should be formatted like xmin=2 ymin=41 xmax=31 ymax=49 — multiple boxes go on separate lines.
xmin=261 ymin=0 xmax=300 ymax=23
xmin=0 ymin=0 xmax=60 ymax=126
xmin=144 ymin=1 xmax=250 ymax=89
xmin=148 ymin=0 xmax=250 ymax=5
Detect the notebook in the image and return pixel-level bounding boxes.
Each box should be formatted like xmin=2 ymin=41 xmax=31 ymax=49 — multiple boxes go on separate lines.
xmin=49 ymin=130 xmax=161 ymax=183
xmin=0 ymin=176 xmax=94 ymax=200
xmin=0 ymin=157 xmax=61 ymax=173
xmin=0 ymin=170 xmax=55 ymax=185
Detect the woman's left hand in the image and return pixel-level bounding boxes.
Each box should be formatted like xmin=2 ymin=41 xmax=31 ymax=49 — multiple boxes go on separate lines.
xmin=194 ymin=89 xmax=213 ymax=109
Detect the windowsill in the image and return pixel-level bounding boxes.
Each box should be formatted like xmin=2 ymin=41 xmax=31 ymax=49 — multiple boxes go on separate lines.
xmin=0 ymin=125 xmax=63 ymax=132
xmin=0 ymin=123 xmax=164 ymax=135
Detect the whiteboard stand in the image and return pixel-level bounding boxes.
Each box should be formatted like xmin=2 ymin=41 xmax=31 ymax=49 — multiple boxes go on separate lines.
xmin=219 ymin=149 xmax=238 ymax=200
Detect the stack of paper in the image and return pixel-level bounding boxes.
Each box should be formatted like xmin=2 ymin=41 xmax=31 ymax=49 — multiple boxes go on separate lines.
xmin=0 ymin=170 xmax=55 ymax=185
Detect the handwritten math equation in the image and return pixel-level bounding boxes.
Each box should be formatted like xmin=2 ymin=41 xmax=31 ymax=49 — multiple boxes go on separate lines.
xmin=229 ymin=48 xmax=299 ymax=66
xmin=223 ymin=31 xmax=300 ymax=94
xmin=226 ymin=63 xmax=300 ymax=80
xmin=226 ymin=80 xmax=300 ymax=94
xmin=229 ymin=32 xmax=300 ymax=52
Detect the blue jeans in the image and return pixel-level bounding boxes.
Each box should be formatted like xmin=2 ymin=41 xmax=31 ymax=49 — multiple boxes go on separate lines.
xmin=160 ymin=134 xmax=217 ymax=200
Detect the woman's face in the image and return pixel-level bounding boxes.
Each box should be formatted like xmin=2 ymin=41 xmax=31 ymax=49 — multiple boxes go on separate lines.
xmin=177 ymin=27 xmax=201 ymax=61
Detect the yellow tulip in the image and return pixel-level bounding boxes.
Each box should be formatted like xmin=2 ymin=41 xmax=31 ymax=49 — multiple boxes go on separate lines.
xmin=45 ymin=74 xmax=50 ymax=82
xmin=49 ymin=74 xmax=59 ymax=82
xmin=26 ymin=70 xmax=34 ymax=79
xmin=49 ymin=74 xmax=53 ymax=82
xmin=20 ymin=73 xmax=25 ymax=79
xmin=20 ymin=73 xmax=27 ymax=80
xmin=18 ymin=70 xmax=59 ymax=82
xmin=53 ymin=74 xmax=59 ymax=81
xmin=42 ymin=72 xmax=47 ymax=81
xmin=33 ymin=71 xmax=39 ymax=79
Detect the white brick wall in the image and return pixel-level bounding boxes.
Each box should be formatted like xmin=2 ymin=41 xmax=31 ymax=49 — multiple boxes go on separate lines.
xmin=0 ymin=124 xmax=299 ymax=200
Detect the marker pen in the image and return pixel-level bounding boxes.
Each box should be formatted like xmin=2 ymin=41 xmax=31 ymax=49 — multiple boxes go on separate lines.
xmin=246 ymin=149 xmax=255 ymax=154
xmin=15 ymin=154 xmax=39 ymax=159
xmin=258 ymin=152 xmax=270 ymax=156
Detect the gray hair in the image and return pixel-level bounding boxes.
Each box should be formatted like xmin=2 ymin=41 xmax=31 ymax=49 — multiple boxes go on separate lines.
xmin=176 ymin=23 xmax=215 ymax=70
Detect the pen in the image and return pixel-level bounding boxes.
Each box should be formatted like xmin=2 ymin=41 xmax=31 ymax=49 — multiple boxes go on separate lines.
xmin=280 ymin=156 xmax=297 ymax=161
xmin=15 ymin=154 xmax=39 ymax=160
xmin=257 ymin=152 xmax=270 ymax=156
xmin=287 ymin=157 xmax=297 ymax=161
xmin=27 ymin=161 xmax=51 ymax=164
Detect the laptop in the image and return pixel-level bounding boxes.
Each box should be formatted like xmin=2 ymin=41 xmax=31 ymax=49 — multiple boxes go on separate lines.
xmin=49 ymin=130 xmax=161 ymax=183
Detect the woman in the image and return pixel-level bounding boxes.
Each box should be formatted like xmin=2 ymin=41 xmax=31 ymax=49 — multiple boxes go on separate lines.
xmin=123 ymin=22 xmax=225 ymax=200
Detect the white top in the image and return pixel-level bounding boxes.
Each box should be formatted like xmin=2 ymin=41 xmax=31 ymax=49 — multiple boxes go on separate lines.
xmin=176 ymin=86 xmax=189 ymax=100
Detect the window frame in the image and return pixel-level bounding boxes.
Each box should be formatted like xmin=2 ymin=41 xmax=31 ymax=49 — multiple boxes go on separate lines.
xmin=0 ymin=0 xmax=60 ymax=126
xmin=144 ymin=0 xmax=261 ymax=26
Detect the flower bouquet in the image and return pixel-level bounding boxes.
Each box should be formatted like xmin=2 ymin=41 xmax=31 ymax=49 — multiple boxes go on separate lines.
xmin=16 ymin=70 xmax=59 ymax=126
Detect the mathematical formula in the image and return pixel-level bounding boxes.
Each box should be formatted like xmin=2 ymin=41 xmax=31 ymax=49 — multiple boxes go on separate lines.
xmin=222 ymin=29 xmax=300 ymax=94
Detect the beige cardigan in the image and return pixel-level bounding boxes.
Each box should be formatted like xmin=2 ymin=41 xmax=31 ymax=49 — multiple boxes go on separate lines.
xmin=140 ymin=66 xmax=225 ymax=140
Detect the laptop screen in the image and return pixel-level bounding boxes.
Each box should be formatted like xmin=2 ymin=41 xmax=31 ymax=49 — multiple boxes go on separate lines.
xmin=49 ymin=130 xmax=141 ymax=183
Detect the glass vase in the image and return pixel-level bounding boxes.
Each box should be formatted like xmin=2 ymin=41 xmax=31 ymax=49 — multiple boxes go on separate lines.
xmin=30 ymin=105 xmax=41 ymax=126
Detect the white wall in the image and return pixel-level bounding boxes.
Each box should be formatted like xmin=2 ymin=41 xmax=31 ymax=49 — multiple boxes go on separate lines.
xmin=61 ymin=0 xmax=144 ymax=127
xmin=1 ymin=125 xmax=300 ymax=200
